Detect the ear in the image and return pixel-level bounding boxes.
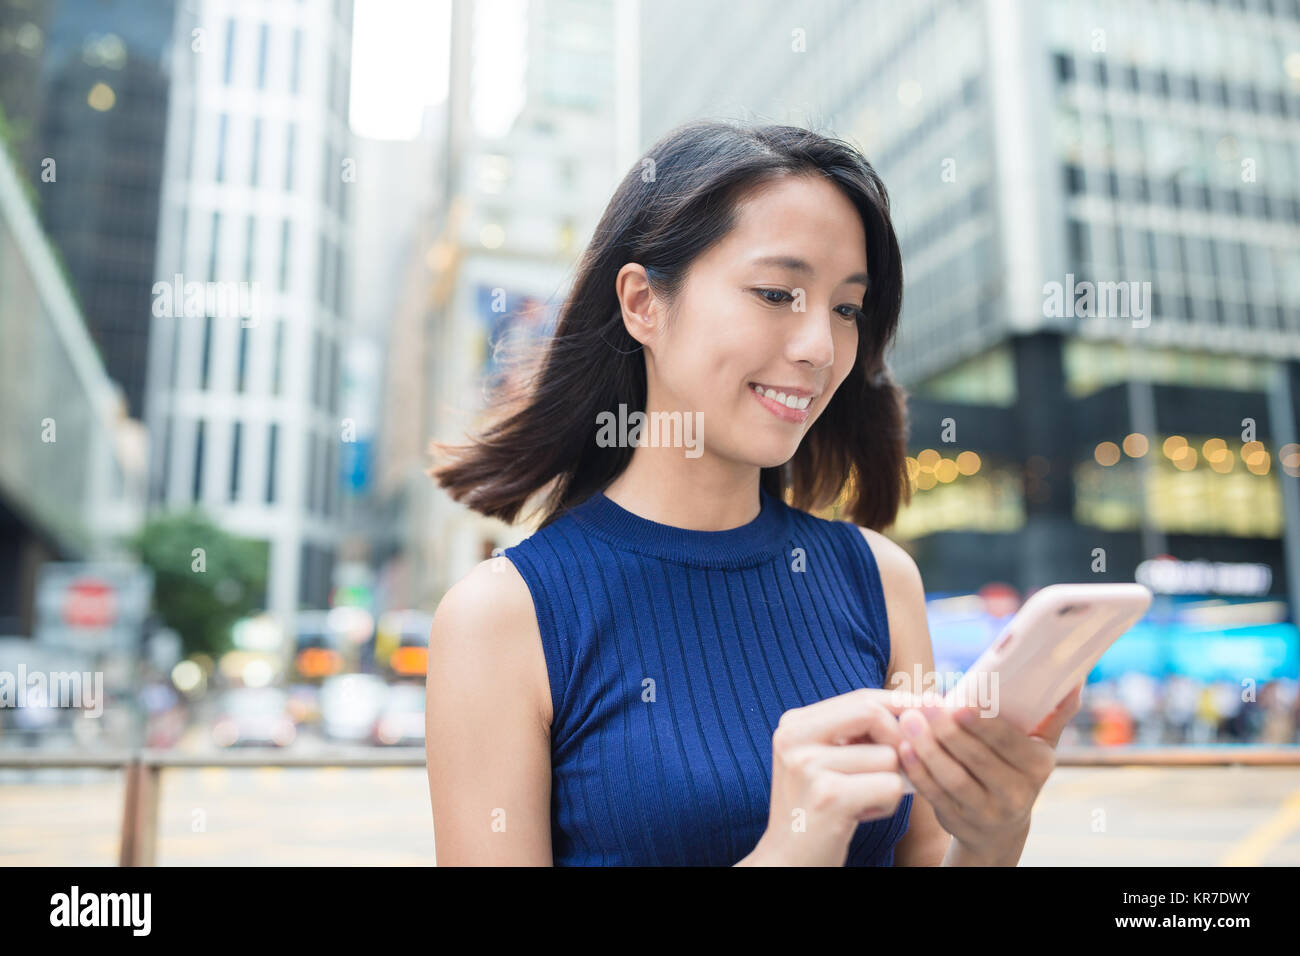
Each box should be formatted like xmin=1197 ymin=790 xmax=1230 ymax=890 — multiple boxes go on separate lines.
xmin=615 ymin=262 xmax=662 ymax=348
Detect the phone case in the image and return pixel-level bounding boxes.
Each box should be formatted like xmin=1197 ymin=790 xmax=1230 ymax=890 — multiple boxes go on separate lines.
xmin=897 ymin=582 xmax=1152 ymax=796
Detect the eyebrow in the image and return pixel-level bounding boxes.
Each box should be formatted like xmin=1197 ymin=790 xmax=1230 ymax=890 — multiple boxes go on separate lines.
xmin=750 ymin=255 xmax=869 ymax=288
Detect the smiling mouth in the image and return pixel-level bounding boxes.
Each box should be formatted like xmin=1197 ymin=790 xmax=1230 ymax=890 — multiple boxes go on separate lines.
xmin=749 ymin=382 xmax=817 ymax=423
xmin=748 ymin=382 xmax=815 ymax=411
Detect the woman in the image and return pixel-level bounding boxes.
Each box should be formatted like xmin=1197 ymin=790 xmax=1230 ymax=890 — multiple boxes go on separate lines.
xmin=425 ymin=120 xmax=1082 ymax=866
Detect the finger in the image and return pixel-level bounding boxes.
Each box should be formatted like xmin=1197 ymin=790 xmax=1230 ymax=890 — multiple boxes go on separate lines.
xmin=780 ymin=688 xmax=907 ymax=748
xmin=1030 ymin=682 xmax=1085 ymax=746
xmin=951 ymin=705 xmax=1051 ymax=779
xmin=832 ymin=771 xmax=908 ymax=822
xmin=797 ymin=742 xmax=900 ymax=776
xmin=897 ymin=738 xmax=965 ymax=821
xmin=897 ymin=708 xmax=988 ymax=815
xmin=921 ymin=705 xmax=1022 ymax=789
xmin=877 ymin=687 xmax=941 ymax=713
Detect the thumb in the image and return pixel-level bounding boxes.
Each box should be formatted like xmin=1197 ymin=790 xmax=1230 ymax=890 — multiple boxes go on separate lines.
xmin=1030 ymin=682 xmax=1084 ymax=747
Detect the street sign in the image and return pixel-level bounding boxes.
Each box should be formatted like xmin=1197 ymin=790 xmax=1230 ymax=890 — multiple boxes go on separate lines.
xmin=34 ymin=562 xmax=153 ymax=653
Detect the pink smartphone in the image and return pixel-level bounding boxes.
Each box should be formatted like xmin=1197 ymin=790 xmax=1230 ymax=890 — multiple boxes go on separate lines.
xmin=896 ymin=582 xmax=1152 ymax=795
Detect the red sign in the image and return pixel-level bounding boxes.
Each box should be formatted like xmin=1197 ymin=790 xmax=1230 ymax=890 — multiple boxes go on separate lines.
xmin=62 ymin=578 xmax=116 ymax=629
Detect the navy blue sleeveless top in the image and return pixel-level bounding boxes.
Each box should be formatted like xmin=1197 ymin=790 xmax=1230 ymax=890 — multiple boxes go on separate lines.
xmin=502 ymin=485 xmax=913 ymax=866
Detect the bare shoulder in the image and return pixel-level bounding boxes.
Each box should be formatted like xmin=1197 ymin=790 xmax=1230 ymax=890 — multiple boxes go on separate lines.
xmin=428 ymin=555 xmax=552 ymax=734
xmin=854 ymin=526 xmax=931 ymax=678
xmin=855 ymin=526 xmax=923 ymax=593
xmin=425 ymin=555 xmax=555 ymax=864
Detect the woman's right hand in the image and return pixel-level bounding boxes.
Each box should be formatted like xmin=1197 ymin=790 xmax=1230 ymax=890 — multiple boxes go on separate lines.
xmin=744 ymin=687 xmax=911 ymax=866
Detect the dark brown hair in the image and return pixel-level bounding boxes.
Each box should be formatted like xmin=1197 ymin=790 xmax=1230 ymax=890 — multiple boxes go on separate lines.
xmin=431 ymin=119 xmax=911 ymax=531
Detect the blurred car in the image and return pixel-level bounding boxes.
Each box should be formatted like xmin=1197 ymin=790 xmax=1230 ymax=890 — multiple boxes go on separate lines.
xmin=292 ymin=610 xmax=346 ymax=682
xmin=286 ymin=683 xmax=322 ymax=725
xmin=211 ymin=687 xmax=296 ymax=747
xmin=319 ymin=674 xmax=388 ymax=743
xmin=375 ymin=610 xmax=433 ymax=678
xmin=373 ymin=682 xmax=426 ymax=746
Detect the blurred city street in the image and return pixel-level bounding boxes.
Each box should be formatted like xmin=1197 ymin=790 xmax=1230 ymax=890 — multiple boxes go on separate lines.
xmin=1 ymin=0 xmax=1299 ymax=868
xmin=2 ymin=763 xmax=1297 ymax=866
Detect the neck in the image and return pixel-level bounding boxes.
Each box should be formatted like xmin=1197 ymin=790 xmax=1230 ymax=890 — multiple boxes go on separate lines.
xmin=601 ymin=444 xmax=764 ymax=532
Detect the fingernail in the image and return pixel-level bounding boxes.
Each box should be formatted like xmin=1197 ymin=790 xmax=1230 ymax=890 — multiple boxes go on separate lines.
xmin=901 ymin=711 xmax=922 ymax=737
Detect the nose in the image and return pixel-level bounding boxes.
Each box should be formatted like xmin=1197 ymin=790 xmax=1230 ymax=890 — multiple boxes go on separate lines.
xmin=786 ymin=304 xmax=837 ymax=371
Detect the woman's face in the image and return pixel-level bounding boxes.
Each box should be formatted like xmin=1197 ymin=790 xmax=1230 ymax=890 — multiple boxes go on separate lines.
xmin=637 ymin=173 xmax=868 ymax=471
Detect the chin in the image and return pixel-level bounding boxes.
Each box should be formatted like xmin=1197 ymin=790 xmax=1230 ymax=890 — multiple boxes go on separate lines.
xmin=741 ymin=442 xmax=801 ymax=470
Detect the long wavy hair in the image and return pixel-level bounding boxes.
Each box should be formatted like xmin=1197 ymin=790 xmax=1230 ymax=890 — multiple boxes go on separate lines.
xmin=431 ymin=119 xmax=911 ymax=531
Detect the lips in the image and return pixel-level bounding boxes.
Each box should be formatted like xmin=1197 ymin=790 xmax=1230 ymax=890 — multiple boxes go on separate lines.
xmin=748 ymin=382 xmax=816 ymax=410
xmin=749 ymin=383 xmax=815 ymax=423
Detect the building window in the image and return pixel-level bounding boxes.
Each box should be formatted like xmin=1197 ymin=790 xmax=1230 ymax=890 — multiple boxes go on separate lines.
xmin=193 ymin=419 xmax=206 ymax=502
xmin=1053 ymin=52 xmax=1074 ymax=84
xmin=326 ymin=438 xmax=338 ymax=517
xmin=215 ymin=113 xmax=228 ymax=182
xmin=306 ymin=432 xmax=318 ymax=513
xmin=237 ymin=325 xmax=249 ymax=392
xmin=159 ymin=415 xmax=173 ymax=503
xmin=244 ymin=214 xmax=256 ymax=281
xmin=200 ymin=315 xmax=213 ymax=389
xmin=223 ymin=20 xmax=236 ymax=85
xmin=1064 ymin=164 xmax=1083 ymax=195
xmin=285 ymin=123 xmax=296 ymax=192
xmin=266 ymin=423 xmax=278 ymax=504
xmin=208 ymin=211 xmax=221 ymax=279
xmin=278 ymin=220 xmax=291 ymax=291
xmin=272 ymin=322 xmax=284 ymax=395
xmin=176 ymin=207 xmax=189 ymax=277
xmin=310 ymin=331 xmax=320 ymax=408
xmin=317 ymin=235 xmax=329 ymax=307
xmin=230 ymin=422 xmax=243 ymax=500
xmin=322 ymin=142 xmax=333 ymax=208
xmin=333 ymin=242 xmax=345 ymax=315
xmin=250 ymin=117 xmax=262 ymax=187
xmin=329 ymin=339 xmax=340 ymax=415
xmin=256 ymin=23 xmax=269 ymax=89
xmin=1067 ymin=218 xmax=1089 ymax=267
xmin=290 ymin=29 xmax=302 ymax=95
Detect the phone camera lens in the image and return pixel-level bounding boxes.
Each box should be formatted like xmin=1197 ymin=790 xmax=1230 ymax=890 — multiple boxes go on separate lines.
xmin=1058 ymin=604 xmax=1074 ymax=616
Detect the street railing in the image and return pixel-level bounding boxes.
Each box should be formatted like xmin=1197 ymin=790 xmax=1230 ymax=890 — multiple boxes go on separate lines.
xmin=0 ymin=745 xmax=1297 ymax=865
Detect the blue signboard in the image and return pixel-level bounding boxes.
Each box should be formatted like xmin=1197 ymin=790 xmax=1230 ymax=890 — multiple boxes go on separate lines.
xmin=927 ymin=592 xmax=1300 ymax=684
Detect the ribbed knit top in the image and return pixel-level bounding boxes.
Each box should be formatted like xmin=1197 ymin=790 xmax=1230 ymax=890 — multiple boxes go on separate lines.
xmin=502 ymin=484 xmax=913 ymax=866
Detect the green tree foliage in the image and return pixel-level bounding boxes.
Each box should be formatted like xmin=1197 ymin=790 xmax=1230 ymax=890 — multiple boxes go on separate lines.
xmin=130 ymin=510 xmax=269 ymax=659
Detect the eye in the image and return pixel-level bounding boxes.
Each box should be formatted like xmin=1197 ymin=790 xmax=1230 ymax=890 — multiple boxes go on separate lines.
xmin=753 ymin=287 xmax=794 ymax=305
xmin=835 ymin=304 xmax=867 ymax=323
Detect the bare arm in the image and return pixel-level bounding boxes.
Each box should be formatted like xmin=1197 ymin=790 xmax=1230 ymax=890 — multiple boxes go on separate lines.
xmin=858 ymin=527 xmax=952 ymax=867
xmin=425 ymin=556 xmax=554 ymax=865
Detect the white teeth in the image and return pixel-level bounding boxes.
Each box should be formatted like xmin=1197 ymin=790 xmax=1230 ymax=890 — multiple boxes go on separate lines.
xmin=751 ymin=384 xmax=813 ymax=411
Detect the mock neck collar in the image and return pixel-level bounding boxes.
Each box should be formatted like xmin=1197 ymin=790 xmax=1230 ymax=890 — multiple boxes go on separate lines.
xmin=567 ymin=485 xmax=791 ymax=569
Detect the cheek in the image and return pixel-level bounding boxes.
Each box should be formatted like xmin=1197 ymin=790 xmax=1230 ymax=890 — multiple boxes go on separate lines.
xmin=832 ymin=323 xmax=861 ymax=385
xmin=661 ymin=311 xmax=766 ymax=399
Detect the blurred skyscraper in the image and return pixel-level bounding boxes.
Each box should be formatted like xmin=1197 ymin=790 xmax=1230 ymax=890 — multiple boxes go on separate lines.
xmin=349 ymin=105 xmax=445 ymax=612
xmin=145 ymin=0 xmax=355 ymax=620
xmin=0 ymin=134 xmax=145 ymax=635
xmin=640 ymin=0 xmax=1300 ymax=609
xmin=0 ymin=0 xmax=176 ymax=418
xmin=396 ymin=0 xmax=634 ymax=604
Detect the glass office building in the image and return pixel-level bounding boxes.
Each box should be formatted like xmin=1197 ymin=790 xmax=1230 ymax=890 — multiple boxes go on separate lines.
xmin=640 ymin=0 xmax=1300 ymax=609
xmin=0 ymin=0 xmax=177 ymax=418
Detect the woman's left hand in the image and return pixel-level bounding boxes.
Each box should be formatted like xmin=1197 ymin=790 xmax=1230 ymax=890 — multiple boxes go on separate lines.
xmin=893 ymin=683 xmax=1084 ymax=864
